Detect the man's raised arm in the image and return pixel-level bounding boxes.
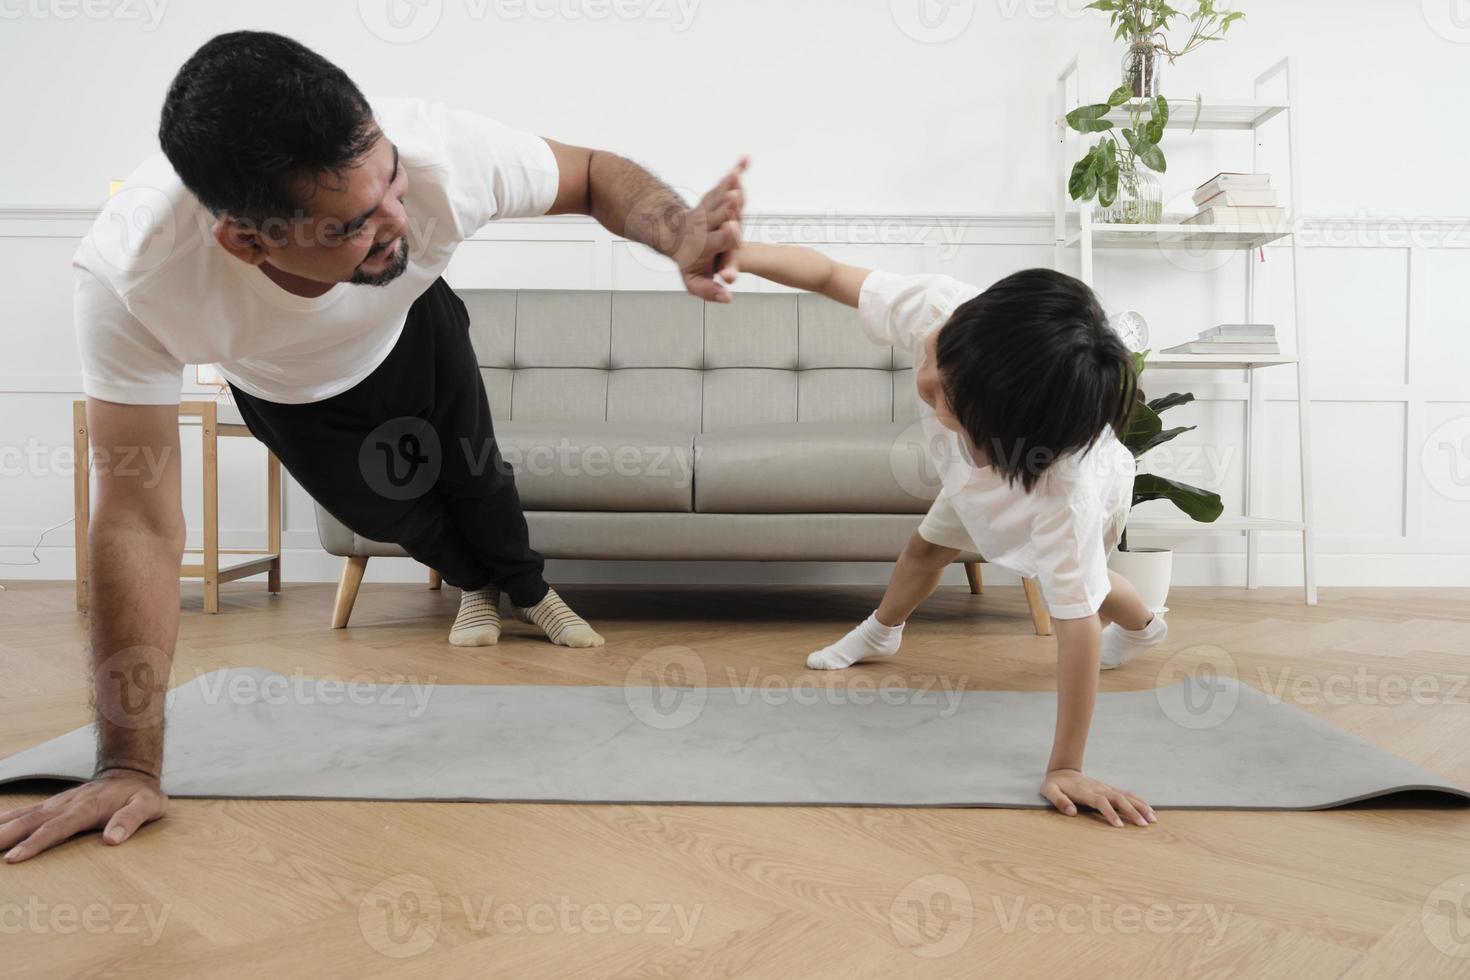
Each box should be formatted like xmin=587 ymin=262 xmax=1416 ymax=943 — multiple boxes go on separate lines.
xmin=544 ymin=140 xmax=747 ymax=303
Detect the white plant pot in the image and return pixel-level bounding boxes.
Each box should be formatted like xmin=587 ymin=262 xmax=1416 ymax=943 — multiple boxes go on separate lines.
xmin=1108 ymin=547 xmax=1173 ymax=613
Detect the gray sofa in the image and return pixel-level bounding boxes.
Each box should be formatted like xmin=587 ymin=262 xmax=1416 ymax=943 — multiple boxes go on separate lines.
xmin=315 ymin=288 xmax=1052 ymax=635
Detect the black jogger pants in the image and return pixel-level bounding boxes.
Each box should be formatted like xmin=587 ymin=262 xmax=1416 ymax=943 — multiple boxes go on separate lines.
xmin=230 ymin=277 xmax=549 ymax=607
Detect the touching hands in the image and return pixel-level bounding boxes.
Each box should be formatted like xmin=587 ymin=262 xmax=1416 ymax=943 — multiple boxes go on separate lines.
xmin=1040 ymin=768 xmax=1157 ymax=828
xmin=674 ymin=157 xmax=748 ymax=303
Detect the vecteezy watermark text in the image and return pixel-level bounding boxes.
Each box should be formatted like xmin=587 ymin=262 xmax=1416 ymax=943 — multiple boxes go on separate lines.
xmin=357 ymin=874 xmax=702 ymax=958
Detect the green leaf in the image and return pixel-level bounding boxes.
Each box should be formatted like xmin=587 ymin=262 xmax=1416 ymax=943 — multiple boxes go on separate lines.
xmin=1124 ymin=401 xmax=1163 ymax=450
xmin=1146 ymin=95 xmax=1169 ymax=144
xmin=1147 ymin=391 xmax=1195 ymax=414
xmin=1066 ymin=104 xmax=1116 ymax=133
xmin=1132 ymin=474 xmax=1225 ymax=523
xmin=1097 ymin=139 xmax=1119 ymax=206
xmin=1068 ymin=153 xmax=1095 ymax=200
xmin=1136 ymin=140 xmax=1167 ymax=173
xmin=1106 ymin=84 xmax=1134 ymax=107
xmin=1135 ymin=424 xmax=1196 ymax=456
xmin=1190 ymin=94 xmax=1203 ymax=135
xmin=1080 ymin=161 xmax=1099 ymax=200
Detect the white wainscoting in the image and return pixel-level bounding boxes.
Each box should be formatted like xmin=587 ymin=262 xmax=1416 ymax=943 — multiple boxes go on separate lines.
xmin=2 ymin=209 xmax=1467 ymax=588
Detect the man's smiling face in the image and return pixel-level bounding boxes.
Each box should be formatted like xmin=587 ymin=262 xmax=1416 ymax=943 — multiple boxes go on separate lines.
xmin=250 ymin=129 xmax=412 ymax=287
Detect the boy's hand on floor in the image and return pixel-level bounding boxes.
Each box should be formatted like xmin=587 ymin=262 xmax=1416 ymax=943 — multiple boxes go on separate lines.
xmin=1040 ymin=768 xmax=1156 ymax=828
xmin=0 ymin=770 xmax=168 ymax=863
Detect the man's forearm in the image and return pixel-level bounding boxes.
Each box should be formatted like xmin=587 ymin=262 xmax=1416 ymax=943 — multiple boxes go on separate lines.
xmin=544 ymin=141 xmax=744 ymax=302
xmin=585 ymin=150 xmax=689 ymax=257
xmin=88 ymin=520 xmax=183 ymax=777
xmin=1047 ymin=615 xmax=1103 ymax=773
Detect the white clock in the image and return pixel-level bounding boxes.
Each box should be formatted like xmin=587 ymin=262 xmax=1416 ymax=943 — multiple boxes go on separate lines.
xmin=1110 ymin=310 xmax=1150 ymax=352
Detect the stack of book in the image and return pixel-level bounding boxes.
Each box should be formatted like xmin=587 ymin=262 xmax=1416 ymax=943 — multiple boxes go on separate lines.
xmin=1183 ymin=173 xmax=1286 ymax=226
xmin=1162 ymin=324 xmax=1280 ymax=356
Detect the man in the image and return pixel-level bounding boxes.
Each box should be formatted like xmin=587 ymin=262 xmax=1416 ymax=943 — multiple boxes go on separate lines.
xmin=0 ymin=30 xmax=744 ymax=863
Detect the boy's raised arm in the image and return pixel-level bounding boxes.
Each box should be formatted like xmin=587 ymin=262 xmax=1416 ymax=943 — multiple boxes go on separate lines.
xmin=735 ymin=243 xmax=871 ymax=308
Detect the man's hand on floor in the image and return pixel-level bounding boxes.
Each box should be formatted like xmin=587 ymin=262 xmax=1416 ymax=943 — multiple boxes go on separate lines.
xmin=1 ymin=769 xmax=167 ymax=863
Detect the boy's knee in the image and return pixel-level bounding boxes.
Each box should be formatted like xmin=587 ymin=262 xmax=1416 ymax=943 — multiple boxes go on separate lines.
xmin=905 ymin=532 xmax=957 ymax=567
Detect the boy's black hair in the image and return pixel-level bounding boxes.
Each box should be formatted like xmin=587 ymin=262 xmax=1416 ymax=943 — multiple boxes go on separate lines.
xmin=158 ymin=31 xmax=378 ymax=221
xmin=934 ymin=268 xmax=1138 ymax=492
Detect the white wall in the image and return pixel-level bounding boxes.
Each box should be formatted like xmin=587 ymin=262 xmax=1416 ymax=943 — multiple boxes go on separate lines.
xmin=2 ymin=0 xmax=1468 ymax=588
xmin=4 ymin=0 xmax=1470 ymax=216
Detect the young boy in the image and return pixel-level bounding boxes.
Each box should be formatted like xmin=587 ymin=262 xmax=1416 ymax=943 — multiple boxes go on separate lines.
xmin=735 ymin=244 xmax=1168 ymax=828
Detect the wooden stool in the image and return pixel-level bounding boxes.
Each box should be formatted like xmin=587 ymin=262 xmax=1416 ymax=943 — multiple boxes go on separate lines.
xmin=73 ymin=400 xmax=282 ymax=614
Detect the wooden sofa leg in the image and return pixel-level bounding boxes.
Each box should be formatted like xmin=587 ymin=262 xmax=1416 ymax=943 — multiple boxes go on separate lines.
xmin=1022 ymin=578 xmax=1052 ymax=636
xmin=332 ymin=556 xmax=368 ymax=629
xmin=964 ymin=562 xmax=983 ymax=595
xmin=428 ymin=568 xmax=442 ymax=591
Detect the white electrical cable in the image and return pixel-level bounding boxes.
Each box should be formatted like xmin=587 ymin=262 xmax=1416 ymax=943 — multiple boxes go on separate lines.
xmin=0 ymin=516 xmax=75 ymax=592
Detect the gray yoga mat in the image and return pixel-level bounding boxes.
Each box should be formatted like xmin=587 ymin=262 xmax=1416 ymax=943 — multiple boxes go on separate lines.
xmin=0 ymin=667 xmax=1464 ymax=810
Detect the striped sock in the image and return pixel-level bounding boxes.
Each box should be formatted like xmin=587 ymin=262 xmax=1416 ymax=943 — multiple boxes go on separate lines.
xmin=449 ymin=587 xmax=501 ymax=647
xmin=513 ymin=588 xmax=604 ymax=648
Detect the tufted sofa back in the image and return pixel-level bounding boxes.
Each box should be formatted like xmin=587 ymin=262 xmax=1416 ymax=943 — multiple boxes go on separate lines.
xmin=462 ymin=290 xmax=923 ymax=432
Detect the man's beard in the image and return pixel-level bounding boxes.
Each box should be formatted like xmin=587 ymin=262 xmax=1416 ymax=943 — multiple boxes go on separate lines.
xmin=349 ymin=236 xmax=410 ymax=286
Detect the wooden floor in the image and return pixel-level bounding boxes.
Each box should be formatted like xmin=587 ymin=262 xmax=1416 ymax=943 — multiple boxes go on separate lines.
xmin=2 ymin=580 xmax=1469 ymax=979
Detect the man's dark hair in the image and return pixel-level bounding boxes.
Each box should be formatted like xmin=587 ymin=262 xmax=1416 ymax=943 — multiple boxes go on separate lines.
xmin=158 ymin=31 xmax=378 ymax=221
xmin=935 ymin=268 xmax=1138 ymax=492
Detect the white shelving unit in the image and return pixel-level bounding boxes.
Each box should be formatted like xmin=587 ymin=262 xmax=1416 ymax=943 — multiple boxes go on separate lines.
xmin=1053 ymin=56 xmax=1317 ymax=604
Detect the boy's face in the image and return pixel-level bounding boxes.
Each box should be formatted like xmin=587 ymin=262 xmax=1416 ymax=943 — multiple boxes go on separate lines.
xmin=919 ymin=327 xmax=990 ymax=468
xmin=917 ymin=328 xmax=962 ymax=433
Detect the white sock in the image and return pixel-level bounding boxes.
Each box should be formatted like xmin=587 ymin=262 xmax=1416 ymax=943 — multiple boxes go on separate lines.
xmin=513 ymin=587 xmax=605 ymax=648
xmin=807 ymin=613 xmax=905 ymax=670
xmin=449 ymin=587 xmax=501 ymax=647
xmin=1099 ymin=612 xmax=1168 ymax=670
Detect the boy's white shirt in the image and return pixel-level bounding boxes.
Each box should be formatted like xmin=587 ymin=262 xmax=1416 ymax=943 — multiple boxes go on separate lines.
xmin=72 ymin=97 xmax=560 ymax=406
xmin=858 ymin=270 xmax=1135 ymax=619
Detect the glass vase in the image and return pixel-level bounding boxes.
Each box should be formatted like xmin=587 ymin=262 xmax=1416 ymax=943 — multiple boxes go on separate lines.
xmin=1100 ymin=166 xmax=1163 ymax=225
xmin=1122 ymin=40 xmax=1163 ymax=98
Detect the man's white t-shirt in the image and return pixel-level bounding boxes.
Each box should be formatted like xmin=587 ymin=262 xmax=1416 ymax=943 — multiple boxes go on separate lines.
xmin=859 ymin=270 xmax=1135 ymax=619
xmin=72 ymin=97 xmax=560 ymax=406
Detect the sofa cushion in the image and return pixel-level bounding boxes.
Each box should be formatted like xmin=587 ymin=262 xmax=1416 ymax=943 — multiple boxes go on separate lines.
xmin=497 ymin=422 xmax=695 ymax=512
xmin=694 ymin=422 xmax=942 ymax=515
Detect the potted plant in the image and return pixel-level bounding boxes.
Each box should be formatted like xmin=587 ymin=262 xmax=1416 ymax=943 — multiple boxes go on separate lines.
xmin=1065 ymin=0 xmax=1246 ymax=223
xmin=1090 ymin=0 xmax=1246 ymax=98
xmin=1066 ymin=88 xmax=1169 ymax=224
xmin=1110 ymin=351 xmax=1225 ymax=610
